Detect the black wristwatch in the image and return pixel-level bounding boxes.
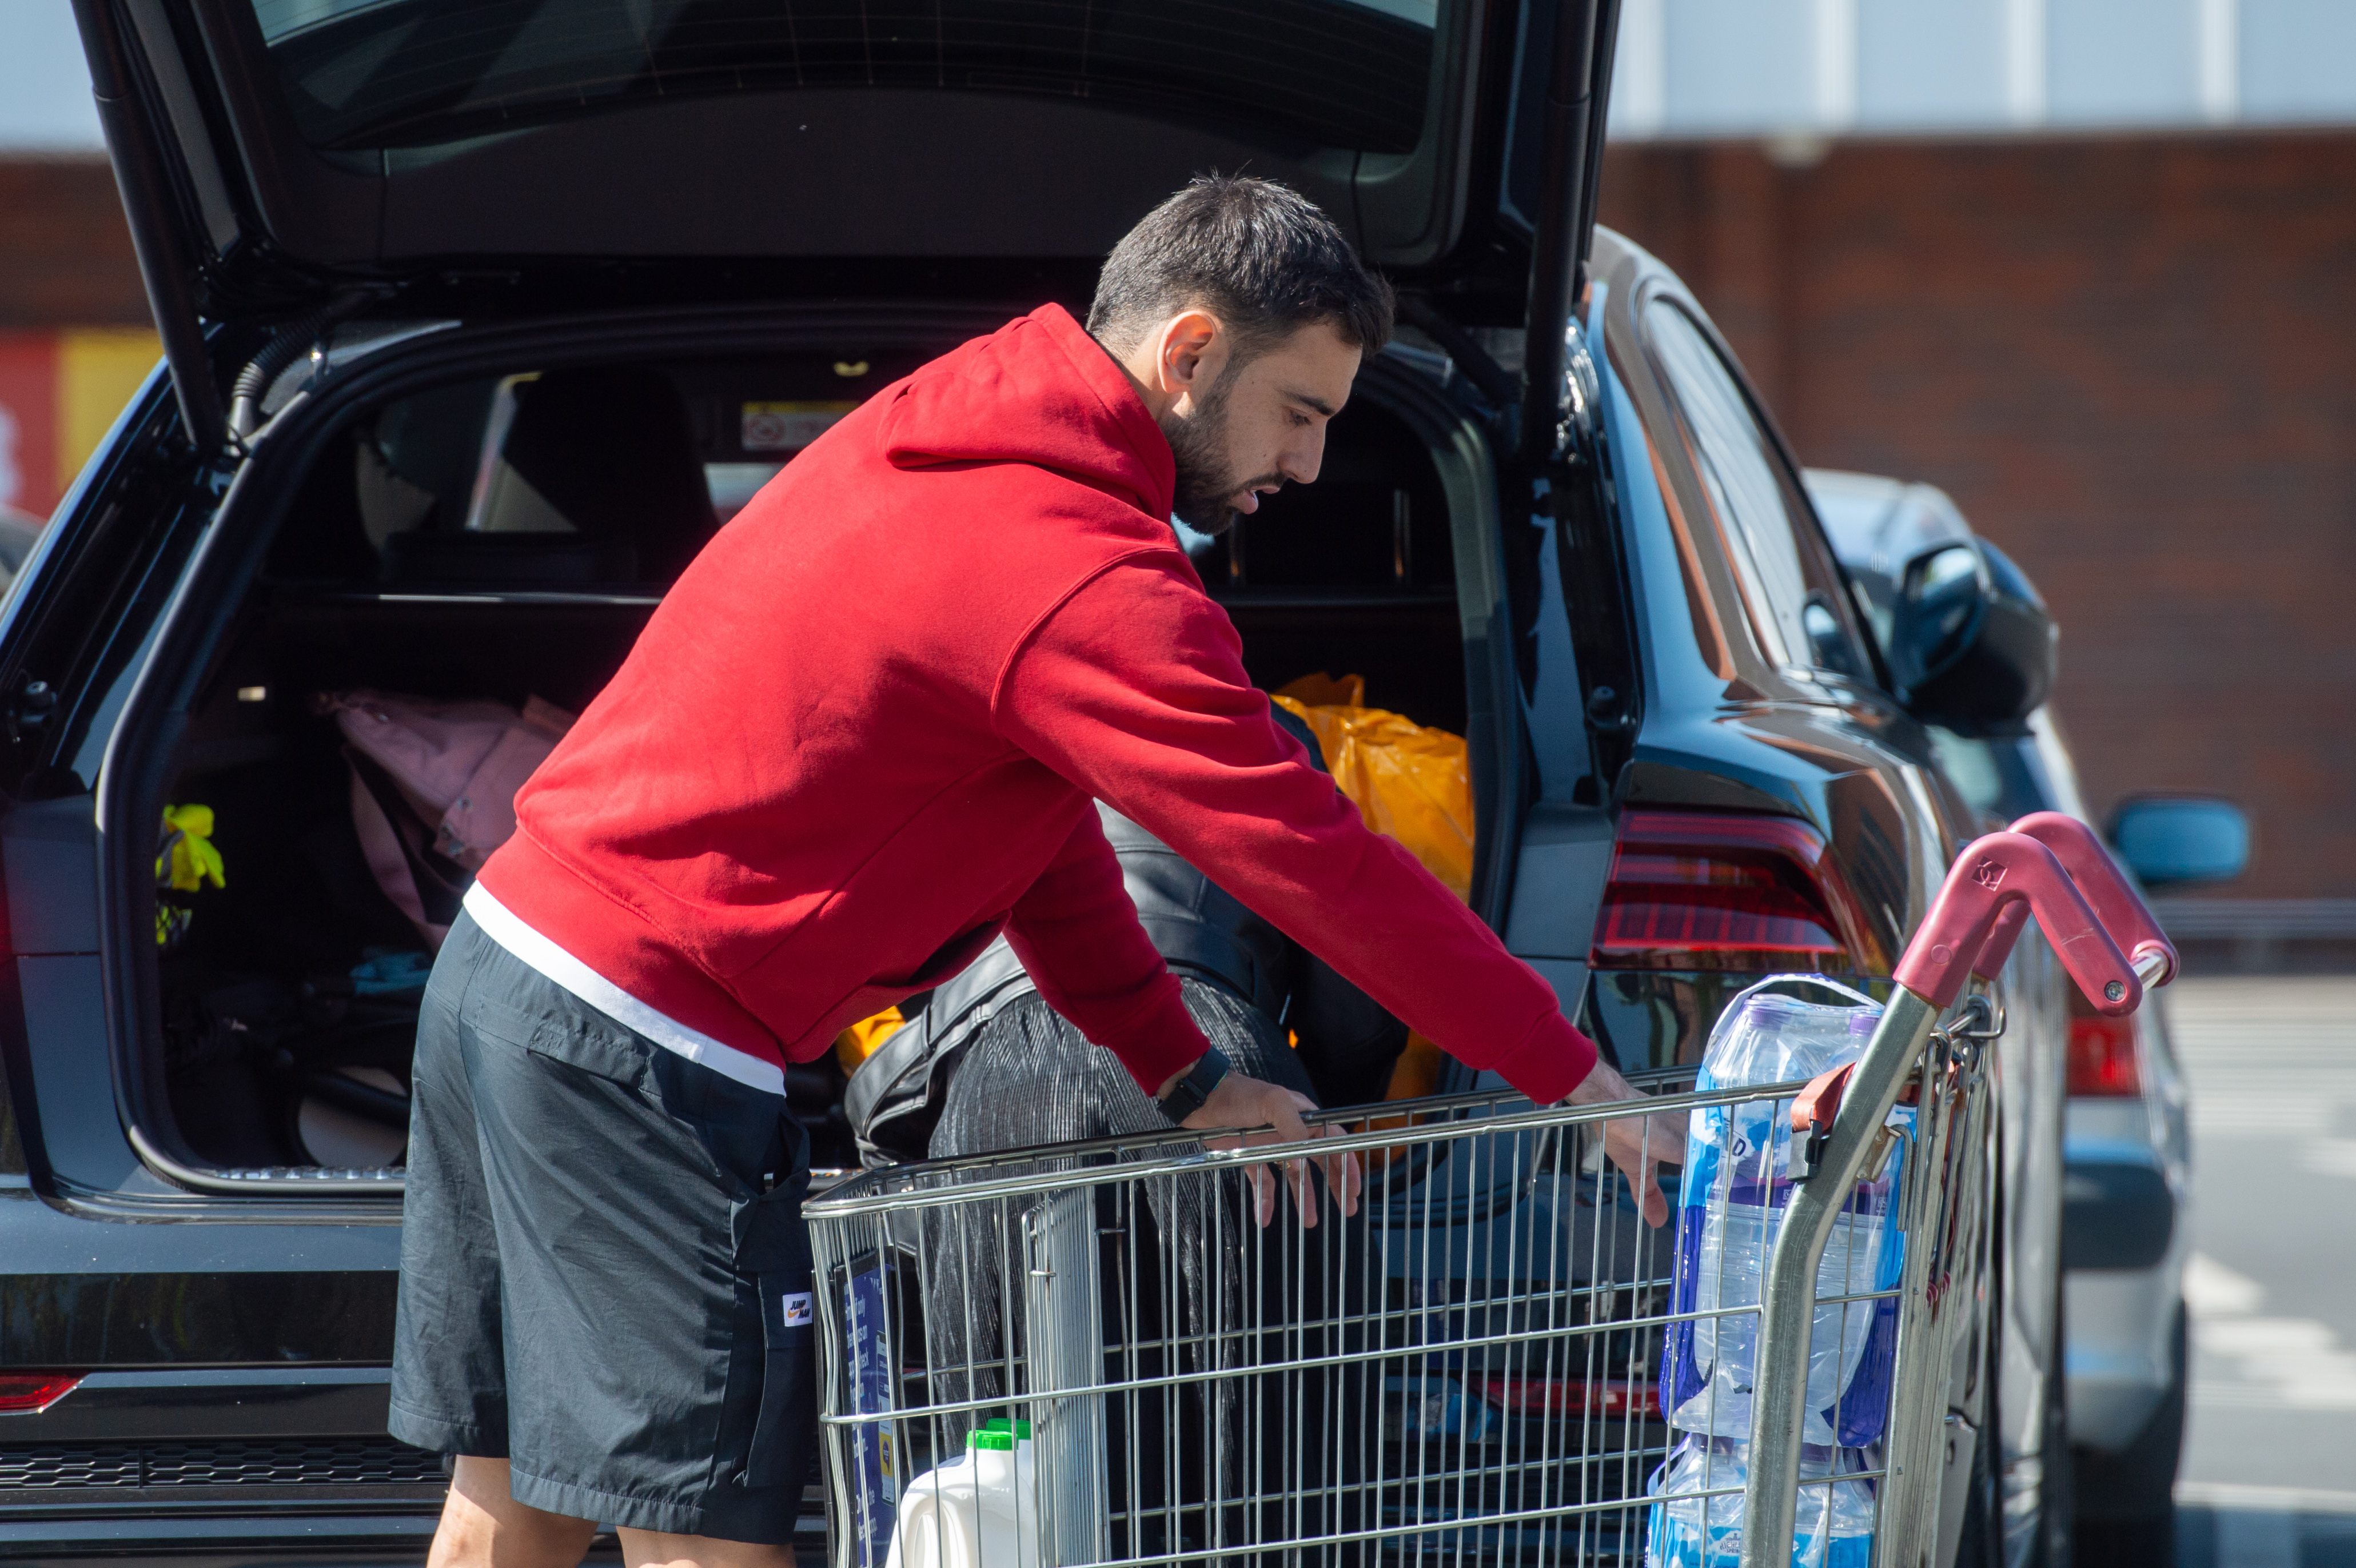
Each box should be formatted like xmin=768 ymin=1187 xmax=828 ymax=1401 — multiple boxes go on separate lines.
xmin=1155 ymin=1046 xmax=1231 ymax=1126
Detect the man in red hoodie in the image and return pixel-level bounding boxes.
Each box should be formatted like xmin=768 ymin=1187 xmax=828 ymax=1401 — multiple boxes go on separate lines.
xmin=390 ymin=177 xmax=1678 ymax=1568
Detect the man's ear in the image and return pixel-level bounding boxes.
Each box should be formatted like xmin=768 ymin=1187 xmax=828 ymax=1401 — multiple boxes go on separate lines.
xmin=1158 ymin=310 xmax=1225 ymax=405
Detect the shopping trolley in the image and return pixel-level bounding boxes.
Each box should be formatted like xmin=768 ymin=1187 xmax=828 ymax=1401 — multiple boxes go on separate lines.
xmin=803 ymin=812 xmax=2174 ymax=1568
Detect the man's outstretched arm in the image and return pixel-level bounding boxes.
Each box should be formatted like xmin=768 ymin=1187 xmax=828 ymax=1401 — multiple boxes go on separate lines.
xmin=995 ymin=557 xmax=1683 ymax=1223
xmin=997 ymin=556 xmax=1597 ymax=1100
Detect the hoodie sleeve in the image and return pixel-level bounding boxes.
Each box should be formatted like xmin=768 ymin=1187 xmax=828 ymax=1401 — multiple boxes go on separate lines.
xmin=995 ymin=556 xmax=1599 ymax=1105
xmin=1002 ymin=805 xmax=1212 ymax=1096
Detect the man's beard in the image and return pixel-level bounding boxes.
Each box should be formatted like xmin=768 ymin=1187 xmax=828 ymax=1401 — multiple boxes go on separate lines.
xmin=1160 ymin=369 xmax=1279 ymax=536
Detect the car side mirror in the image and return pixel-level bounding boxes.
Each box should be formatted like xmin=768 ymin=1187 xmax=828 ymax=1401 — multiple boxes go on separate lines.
xmin=2107 ymin=796 xmax=2250 ymax=888
xmin=1888 ymin=538 xmax=2056 ymax=735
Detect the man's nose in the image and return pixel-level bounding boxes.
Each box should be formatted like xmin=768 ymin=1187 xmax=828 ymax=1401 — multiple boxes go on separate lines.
xmin=1281 ymin=428 xmax=1326 ymax=486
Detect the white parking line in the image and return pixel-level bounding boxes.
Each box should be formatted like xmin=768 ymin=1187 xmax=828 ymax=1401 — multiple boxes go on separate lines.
xmin=2186 ymin=1252 xmax=2265 ymax=1315
xmin=2184 ymin=1253 xmax=2356 ymax=1411
xmin=2171 ymin=981 xmax=2356 ymax=1140
xmin=2179 ymin=1481 xmax=2356 ymax=1568
xmin=2192 ymin=1097 xmax=2340 ymax=1136
xmin=2176 ymin=1482 xmax=2356 ymax=1517
xmin=2174 ymin=977 xmax=2356 ymax=1511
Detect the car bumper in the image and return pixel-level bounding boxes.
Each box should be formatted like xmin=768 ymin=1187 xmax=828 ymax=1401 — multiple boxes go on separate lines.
xmin=0 ymin=1509 xmax=443 ymax=1562
xmin=2062 ymin=1136 xmax=2184 ymax=1455
xmin=2064 ymin=1264 xmax=2178 ymax=1451
xmin=0 ymin=1364 xmax=832 ymax=1561
xmin=0 ymin=1367 xmax=440 ymax=1559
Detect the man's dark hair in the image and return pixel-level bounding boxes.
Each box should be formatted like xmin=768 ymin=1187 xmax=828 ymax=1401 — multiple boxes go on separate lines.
xmin=1087 ymin=175 xmax=1394 ymax=364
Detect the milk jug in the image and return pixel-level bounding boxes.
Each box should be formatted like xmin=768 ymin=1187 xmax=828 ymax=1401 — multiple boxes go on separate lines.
xmin=883 ymin=1429 xmax=1041 ymax=1568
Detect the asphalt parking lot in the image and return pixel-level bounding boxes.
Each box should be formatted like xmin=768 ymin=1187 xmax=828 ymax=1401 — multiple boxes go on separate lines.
xmin=2164 ymin=976 xmax=2356 ymax=1566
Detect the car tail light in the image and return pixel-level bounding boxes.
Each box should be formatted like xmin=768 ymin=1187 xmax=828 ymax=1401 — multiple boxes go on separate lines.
xmin=1482 ymin=1377 xmax=1659 ymax=1417
xmin=1590 ymin=810 xmax=1875 ymax=973
xmin=2066 ymin=988 xmax=2140 ymax=1097
xmin=0 ymin=1373 xmax=82 ymax=1414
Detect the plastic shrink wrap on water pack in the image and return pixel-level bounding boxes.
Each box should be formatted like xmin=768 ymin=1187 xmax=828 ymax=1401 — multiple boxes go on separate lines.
xmin=1647 ymin=977 xmax=1906 ymax=1568
xmin=1647 ymin=1437 xmax=1877 ymax=1568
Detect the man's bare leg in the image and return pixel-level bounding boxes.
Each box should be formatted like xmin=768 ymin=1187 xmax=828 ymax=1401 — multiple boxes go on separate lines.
xmin=430 ymin=1457 xmax=600 ymax=1568
xmin=619 ymin=1529 xmax=796 ymax=1568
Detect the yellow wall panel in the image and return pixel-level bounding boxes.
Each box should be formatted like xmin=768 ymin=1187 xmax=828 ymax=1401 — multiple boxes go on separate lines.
xmin=56 ymin=329 xmax=162 ymax=488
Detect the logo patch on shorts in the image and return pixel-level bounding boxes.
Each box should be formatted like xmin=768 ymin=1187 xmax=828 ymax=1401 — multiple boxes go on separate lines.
xmin=783 ymin=1291 xmax=814 ymax=1327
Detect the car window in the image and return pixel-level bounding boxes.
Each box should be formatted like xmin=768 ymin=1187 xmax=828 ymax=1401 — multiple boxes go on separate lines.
xmin=1928 ymin=723 xmax=2072 ymax=827
xmin=1643 ymin=300 xmax=1871 ymax=683
xmin=1926 ymin=727 xmax=2007 ymax=820
xmin=2024 ymin=707 xmax=2092 ymax=821
xmin=249 ymin=0 xmax=1440 ymax=155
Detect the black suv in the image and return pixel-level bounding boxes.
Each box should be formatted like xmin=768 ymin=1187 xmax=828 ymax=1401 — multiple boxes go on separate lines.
xmin=1 ymin=1 xmax=2067 ymax=1561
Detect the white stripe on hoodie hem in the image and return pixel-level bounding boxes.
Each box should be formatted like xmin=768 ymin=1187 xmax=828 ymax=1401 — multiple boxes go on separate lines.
xmin=460 ymin=881 xmax=788 ymax=1098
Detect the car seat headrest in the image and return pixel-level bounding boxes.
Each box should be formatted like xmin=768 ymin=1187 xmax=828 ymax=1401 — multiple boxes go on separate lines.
xmin=380 ymin=366 xmax=714 ymax=588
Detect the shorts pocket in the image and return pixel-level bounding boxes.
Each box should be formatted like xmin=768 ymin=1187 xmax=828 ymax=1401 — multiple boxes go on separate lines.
xmin=464 ymin=975 xmax=655 ymax=1090
xmin=739 ymin=1181 xmax=817 ymax=1490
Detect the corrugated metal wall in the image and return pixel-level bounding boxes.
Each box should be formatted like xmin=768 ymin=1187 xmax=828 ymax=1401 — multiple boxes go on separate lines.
xmin=1609 ymin=0 xmax=2356 ymax=139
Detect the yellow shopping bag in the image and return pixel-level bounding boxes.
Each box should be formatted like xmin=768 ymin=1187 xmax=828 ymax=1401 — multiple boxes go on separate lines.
xmin=835 ymin=1005 xmax=906 ymax=1072
xmin=1273 ymin=673 xmax=1474 ymax=903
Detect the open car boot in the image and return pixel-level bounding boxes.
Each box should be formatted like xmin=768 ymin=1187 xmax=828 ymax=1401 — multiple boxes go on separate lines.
xmin=144 ymin=334 xmax=1491 ymax=1182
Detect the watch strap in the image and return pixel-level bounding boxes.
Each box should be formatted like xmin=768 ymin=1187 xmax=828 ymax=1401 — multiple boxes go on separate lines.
xmin=1155 ymin=1046 xmax=1231 ymax=1126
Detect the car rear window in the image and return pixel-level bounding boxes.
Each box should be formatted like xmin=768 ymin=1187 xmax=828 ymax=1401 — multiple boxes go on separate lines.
xmin=249 ymin=0 xmax=1440 ymax=154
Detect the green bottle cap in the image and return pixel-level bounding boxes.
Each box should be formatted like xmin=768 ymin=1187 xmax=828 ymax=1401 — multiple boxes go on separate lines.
xmin=984 ymin=1419 xmax=1034 ymax=1439
xmin=968 ymin=1431 xmax=1015 ymax=1451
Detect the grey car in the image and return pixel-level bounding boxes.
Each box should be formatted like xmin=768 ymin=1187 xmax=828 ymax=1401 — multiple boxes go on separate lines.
xmin=1808 ymin=467 xmax=2250 ymax=1561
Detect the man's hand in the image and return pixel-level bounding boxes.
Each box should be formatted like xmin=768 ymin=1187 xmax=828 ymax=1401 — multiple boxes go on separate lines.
xmin=1564 ymin=1061 xmax=1686 ymax=1227
xmin=1164 ymin=1068 xmax=1361 ymax=1228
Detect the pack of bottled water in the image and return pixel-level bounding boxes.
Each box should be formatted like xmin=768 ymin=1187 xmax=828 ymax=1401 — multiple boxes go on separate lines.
xmin=1645 ymin=977 xmax=1901 ymax=1568
xmin=1645 ymin=1435 xmax=1877 ymax=1568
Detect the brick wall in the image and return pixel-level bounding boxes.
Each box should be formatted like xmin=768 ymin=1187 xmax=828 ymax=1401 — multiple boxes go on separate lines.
xmin=1600 ymin=133 xmax=2356 ymax=900
xmin=0 ymin=157 xmax=147 ymax=329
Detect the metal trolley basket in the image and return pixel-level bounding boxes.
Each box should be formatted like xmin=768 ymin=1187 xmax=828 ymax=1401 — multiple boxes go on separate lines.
xmin=804 ymin=814 xmax=2175 ymax=1568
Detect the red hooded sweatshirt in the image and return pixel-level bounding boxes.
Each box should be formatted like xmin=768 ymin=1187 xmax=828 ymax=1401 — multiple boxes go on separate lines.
xmin=475 ymin=304 xmax=1599 ymax=1104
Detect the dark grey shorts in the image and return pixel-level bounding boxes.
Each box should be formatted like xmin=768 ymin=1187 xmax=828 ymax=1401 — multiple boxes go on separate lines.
xmin=389 ymin=912 xmax=814 ymax=1544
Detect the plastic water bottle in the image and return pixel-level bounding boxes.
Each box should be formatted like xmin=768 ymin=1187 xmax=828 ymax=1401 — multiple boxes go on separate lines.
xmin=883 ymin=1429 xmax=1041 ymax=1568
xmin=1659 ymin=977 xmax=1909 ymax=1449
xmin=1644 ymin=1435 xmax=1875 ymax=1568
xmin=1388 ymin=1374 xmax=1494 ymax=1442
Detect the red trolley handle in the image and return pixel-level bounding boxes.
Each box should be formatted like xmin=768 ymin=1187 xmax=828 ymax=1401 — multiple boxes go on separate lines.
xmin=1790 ymin=829 xmax=2140 ymax=1170
xmin=1967 ymin=812 xmax=2179 ymax=987
xmin=1896 ymin=830 xmax=2140 ymax=1015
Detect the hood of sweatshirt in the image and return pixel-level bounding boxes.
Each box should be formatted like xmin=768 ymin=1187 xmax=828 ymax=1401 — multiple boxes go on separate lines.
xmin=880 ymin=304 xmax=1177 ymax=521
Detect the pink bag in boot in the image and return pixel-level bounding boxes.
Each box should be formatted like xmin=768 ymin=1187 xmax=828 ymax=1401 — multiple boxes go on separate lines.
xmin=318 ymin=690 xmax=577 ymax=949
